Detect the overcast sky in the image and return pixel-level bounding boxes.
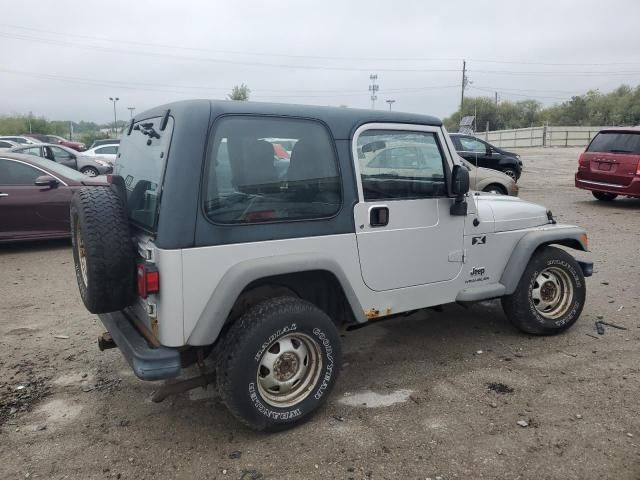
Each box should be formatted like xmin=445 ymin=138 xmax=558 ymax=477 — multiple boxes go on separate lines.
xmin=1 ymin=0 xmax=639 ymax=124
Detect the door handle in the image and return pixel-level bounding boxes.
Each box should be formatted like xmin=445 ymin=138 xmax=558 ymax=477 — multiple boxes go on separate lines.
xmin=369 ymin=206 xmax=389 ymax=227
xmin=0 ymin=193 xmax=8 ymax=197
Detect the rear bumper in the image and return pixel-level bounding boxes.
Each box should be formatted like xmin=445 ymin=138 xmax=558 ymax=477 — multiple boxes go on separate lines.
xmin=575 ymin=174 xmax=640 ymax=197
xmin=98 ymin=311 xmax=181 ymax=381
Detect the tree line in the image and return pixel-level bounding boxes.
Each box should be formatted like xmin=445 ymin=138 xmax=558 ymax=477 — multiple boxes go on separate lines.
xmin=443 ymin=84 xmax=640 ymax=132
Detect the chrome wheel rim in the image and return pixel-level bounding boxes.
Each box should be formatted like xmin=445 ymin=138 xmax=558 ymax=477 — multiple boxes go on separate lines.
xmin=84 ymin=169 xmax=97 ymax=177
xmin=531 ymin=266 xmax=574 ymax=319
xmin=75 ymin=221 xmax=88 ymax=286
xmin=257 ymin=333 xmax=323 ymax=408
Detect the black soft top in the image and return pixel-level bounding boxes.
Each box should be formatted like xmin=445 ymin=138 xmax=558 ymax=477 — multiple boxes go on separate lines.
xmin=133 ymin=99 xmax=442 ymax=139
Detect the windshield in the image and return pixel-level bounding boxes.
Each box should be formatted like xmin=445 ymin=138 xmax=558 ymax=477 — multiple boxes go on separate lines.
xmin=116 ymin=116 xmax=174 ymax=232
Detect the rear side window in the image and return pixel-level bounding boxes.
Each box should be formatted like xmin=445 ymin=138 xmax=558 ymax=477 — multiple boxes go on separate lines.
xmin=587 ymin=132 xmax=640 ymax=154
xmin=204 ymin=116 xmax=341 ymax=224
xmin=357 ymin=130 xmax=447 ymax=200
xmin=116 ymin=116 xmax=174 ymax=232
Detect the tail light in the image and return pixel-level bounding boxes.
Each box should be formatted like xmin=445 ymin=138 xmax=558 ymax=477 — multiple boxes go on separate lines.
xmin=636 ymin=160 xmax=640 ymax=176
xmin=578 ymin=153 xmax=585 ymax=167
xmin=137 ymin=263 xmax=159 ymax=298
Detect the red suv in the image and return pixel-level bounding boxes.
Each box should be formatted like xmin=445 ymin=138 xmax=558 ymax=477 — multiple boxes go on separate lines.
xmin=575 ymin=127 xmax=640 ymax=201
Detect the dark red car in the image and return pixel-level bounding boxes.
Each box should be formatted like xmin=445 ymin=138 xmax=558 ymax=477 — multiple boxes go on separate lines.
xmin=576 ymin=127 xmax=640 ymax=201
xmin=0 ymin=152 xmax=107 ymax=242
xmin=27 ymin=133 xmax=86 ymax=152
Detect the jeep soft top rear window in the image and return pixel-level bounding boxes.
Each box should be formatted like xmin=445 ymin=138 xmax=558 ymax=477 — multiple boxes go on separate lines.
xmin=116 ymin=116 xmax=174 ymax=232
xmin=587 ymin=132 xmax=640 ymax=154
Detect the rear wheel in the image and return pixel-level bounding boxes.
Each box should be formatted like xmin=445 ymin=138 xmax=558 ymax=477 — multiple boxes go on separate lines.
xmin=592 ymin=191 xmax=617 ymax=201
xmin=502 ymin=246 xmax=585 ymax=335
xmin=483 ymin=183 xmax=507 ymax=195
xmin=217 ymin=297 xmax=341 ymax=431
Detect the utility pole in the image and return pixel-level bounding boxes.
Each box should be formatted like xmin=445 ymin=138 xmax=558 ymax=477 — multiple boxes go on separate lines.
xmin=109 ymin=97 xmax=119 ymax=135
xmin=459 ymin=60 xmax=466 ymax=114
xmin=495 ymin=91 xmax=498 ymax=106
xmin=127 ymin=107 xmax=136 ymax=120
xmin=386 ymin=99 xmax=395 ymax=111
xmin=369 ymin=74 xmax=379 ymax=110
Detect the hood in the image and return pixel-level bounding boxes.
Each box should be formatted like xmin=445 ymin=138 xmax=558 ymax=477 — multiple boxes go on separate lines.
xmin=81 ymin=176 xmax=109 ymax=186
xmin=476 ymin=194 xmax=549 ymax=232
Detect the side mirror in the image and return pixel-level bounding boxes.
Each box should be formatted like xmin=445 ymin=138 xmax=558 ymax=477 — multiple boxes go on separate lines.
xmin=34 ymin=175 xmax=59 ymax=188
xmin=451 ymin=164 xmax=470 ymax=196
xmin=450 ymin=165 xmax=469 ymax=216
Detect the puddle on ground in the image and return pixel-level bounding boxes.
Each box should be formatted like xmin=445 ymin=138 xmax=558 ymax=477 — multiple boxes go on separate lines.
xmin=338 ymin=389 xmax=413 ymax=408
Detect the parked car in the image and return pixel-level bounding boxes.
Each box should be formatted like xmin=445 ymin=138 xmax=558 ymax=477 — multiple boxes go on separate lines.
xmin=69 ymin=100 xmax=591 ymax=432
xmin=0 ymin=139 xmax=19 ymax=149
xmin=575 ymin=127 xmax=640 ymax=201
xmin=89 ymin=138 xmax=120 ymax=149
xmin=460 ymin=157 xmax=519 ymax=195
xmin=449 ymin=133 xmax=522 ymax=181
xmin=10 ymin=143 xmax=113 ymax=177
xmin=28 ymin=133 xmax=86 ymax=151
xmin=0 ymin=135 xmax=42 ymax=145
xmin=0 ymin=152 xmax=107 ymax=243
xmin=359 ymin=141 xmax=517 ymax=196
xmin=83 ymin=144 xmax=119 ymax=163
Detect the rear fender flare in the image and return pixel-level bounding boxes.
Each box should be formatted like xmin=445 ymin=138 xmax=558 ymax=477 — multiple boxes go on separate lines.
xmin=186 ymin=253 xmax=365 ymax=346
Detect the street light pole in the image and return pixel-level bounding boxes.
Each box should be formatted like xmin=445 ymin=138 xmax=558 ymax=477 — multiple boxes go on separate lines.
xmin=109 ymin=97 xmax=119 ymax=135
xmin=127 ymin=107 xmax=136 ymax=120
xmin=386 ymin=99 xmax=396 ymax=111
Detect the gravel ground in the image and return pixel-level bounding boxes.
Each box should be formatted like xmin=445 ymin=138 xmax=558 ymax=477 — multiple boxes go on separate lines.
xmin=1 ymin=147 xmax=639 ymax=480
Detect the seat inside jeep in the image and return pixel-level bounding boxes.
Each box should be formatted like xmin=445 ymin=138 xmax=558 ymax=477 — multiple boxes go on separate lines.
xmin=205 ymin=116 xmax=341 ymax=223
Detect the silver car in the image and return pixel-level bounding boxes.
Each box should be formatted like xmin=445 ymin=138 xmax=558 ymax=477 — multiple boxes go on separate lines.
xmin=10 ymin=143 xmax=112 ymax=177
xmin=460 ymin=157 xmax=519 ymax=196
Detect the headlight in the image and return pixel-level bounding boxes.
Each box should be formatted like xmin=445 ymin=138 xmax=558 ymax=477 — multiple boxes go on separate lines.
xmin=95 ymin=160 xmax=110 ymax=166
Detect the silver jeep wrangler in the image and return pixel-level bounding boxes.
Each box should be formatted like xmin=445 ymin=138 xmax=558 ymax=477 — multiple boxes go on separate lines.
xmin=70 ymin=100 xmax=592 ymax=431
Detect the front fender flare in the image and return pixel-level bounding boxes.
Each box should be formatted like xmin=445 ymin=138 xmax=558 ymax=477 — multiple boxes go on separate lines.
xmin=186 ymin=253 xmax=365 ymax=346
xmin=500 ymin=226 xmax=588 ymax=295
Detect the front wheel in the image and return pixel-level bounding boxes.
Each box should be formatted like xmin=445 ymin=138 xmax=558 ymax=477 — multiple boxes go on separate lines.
xmin=217 ymin=297 xmax=341 ymax=431
xmin=502 ymin=246 xmax=586 ymax=335
xmin=592 ymin=191 xmax=617 ymax=201
xmin=483 ymin=184 xmax=507 ymax=195
xmin=502 ymin=168 xmax=518 ymax=181
xmin=81 ymin=166 xmax=99 ymax=177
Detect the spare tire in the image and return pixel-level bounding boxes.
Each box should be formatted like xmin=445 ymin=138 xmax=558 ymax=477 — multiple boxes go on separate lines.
xmin=70 ymin=187 xmax=135 ymax=314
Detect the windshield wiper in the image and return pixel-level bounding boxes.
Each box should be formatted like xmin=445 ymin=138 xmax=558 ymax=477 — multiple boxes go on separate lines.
xmin=133 ymin=122 xmax=161 ymax=140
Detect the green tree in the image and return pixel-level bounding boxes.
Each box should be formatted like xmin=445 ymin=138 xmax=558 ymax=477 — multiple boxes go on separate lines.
xmin=228 ymin=84 xmax=251 ymax=101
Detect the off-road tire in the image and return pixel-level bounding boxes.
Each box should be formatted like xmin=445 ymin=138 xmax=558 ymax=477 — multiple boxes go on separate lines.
xmin=70 ymin=187 xmax=135 ymax=314
xmin=502 ymin=246 xmax=585 ymax=335
xmin=592 ymin=191 xmax=617 ymax=201
xmin=217 ymin=296 xmax=341 ymax=431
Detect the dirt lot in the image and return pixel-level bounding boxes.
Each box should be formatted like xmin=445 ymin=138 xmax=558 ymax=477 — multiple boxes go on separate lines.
xmin=1 ymin=147 xmax=639 ymax=480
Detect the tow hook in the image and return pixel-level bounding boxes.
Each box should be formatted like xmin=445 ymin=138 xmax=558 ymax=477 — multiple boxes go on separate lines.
xmin=98 ymin=331 xmax=117 ymax=351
